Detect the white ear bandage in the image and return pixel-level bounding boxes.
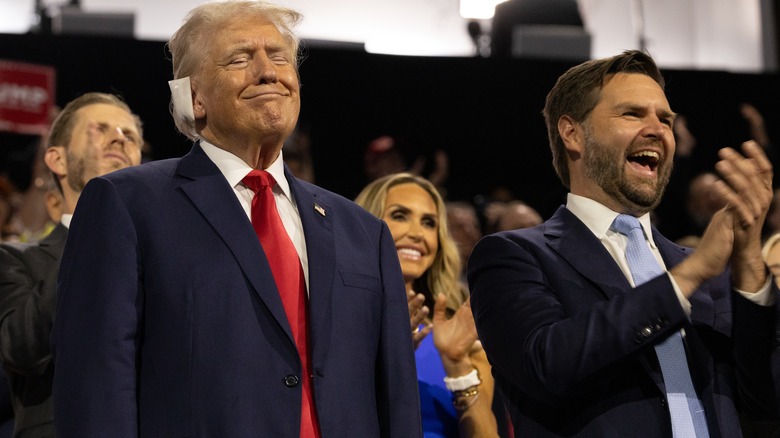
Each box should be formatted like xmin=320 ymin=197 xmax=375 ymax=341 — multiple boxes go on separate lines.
xmin=168 ymin=77 xmax=195 ymax=122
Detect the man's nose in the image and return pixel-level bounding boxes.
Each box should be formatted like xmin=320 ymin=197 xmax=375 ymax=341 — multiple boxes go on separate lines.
xmin=642 ymin=116 xmax=669 ymax=139
xmin=106 ymin=126 xmax=127 ymax=148
xmin=253 ymin=55 xmax=278 ymax=83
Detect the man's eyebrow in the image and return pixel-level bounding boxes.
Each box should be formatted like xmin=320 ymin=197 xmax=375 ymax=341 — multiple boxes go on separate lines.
xmin=658 ymin=108 xmax=677 ymax=121
xmin=614 ymin=103 xmax=677 ymax=119
xmin=223 ymin=44 xmax=252 ymax=57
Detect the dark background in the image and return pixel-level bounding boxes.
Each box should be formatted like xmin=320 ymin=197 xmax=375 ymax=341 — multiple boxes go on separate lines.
xmin=1 ymin=32 xmax=779 ymax=226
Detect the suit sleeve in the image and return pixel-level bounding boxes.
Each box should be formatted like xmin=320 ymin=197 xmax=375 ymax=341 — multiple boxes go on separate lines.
xmin=468 ymin=232 xmax=688 ymax=405
xmin=732 ymin=287 xmax=780 ymax=421
xmin=51 ymin=177 xmax=140 ymax=437
xmin=0 ymin=245 xmax=57 ymax=375
xmin=375 ymin=222 xmax=423 ymax=437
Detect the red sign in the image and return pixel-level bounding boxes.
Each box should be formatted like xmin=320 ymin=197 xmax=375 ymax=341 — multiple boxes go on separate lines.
xmin=0 ymin=60 xmax=56 ymax=135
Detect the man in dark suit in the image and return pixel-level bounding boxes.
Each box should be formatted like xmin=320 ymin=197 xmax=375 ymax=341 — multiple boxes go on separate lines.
xmin=50 ymin=2 xmax=421 ymax=437
xmin=0 ymin=92 xmax=143 ymax=437
xmin=468 ymin=50 xmax=780 ymax=436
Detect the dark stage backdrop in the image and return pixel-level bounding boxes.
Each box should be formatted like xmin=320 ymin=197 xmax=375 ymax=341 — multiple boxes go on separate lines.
xmin=1 ymin=32 xmax=779 ymax=226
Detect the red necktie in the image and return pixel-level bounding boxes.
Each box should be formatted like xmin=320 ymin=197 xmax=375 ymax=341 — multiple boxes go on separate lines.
xmin=242 ymin=170 xmax=319 ymax=438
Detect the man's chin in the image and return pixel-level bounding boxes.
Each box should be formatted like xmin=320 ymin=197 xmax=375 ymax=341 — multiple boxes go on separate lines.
xmin=101 ymin=163 xmax=128 ymax=174
xmin=620 ymin=185 xmax=664 ymax=212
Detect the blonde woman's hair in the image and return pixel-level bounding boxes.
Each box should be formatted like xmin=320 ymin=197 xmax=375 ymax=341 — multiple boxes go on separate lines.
xmin=355 ymin=173 xmax=466 ymax=314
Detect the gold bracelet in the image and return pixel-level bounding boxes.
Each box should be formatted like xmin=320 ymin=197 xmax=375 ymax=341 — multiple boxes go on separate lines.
xmin=451 ymin=385 xmax=479 ymax=399
xmin=453 ymin=392 xmax=480 ymax=411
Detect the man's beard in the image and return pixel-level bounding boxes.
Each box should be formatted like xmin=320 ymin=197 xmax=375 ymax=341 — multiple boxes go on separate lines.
xmin=582 ymin=129 xmax=672 ymax=214
xmin=65 ymin=149 xmax=89 ymax=193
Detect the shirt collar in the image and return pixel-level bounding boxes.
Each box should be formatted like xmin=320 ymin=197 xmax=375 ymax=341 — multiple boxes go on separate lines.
xmin=566 ymin=193 xmax=657 ymax=248
xmin=199 ymin=140 xmax=292 ymax=200
xmin=61 ymin=213 xmax=73 ymax=229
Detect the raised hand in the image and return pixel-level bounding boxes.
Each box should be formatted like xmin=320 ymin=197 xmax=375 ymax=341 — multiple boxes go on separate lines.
xmin=432 ymin=293 xmax=479 ymax=376
xmin=714 ymin=140 xmax=773 ymax=291
xmin=408 ymin=289 xmax=432 ymax=349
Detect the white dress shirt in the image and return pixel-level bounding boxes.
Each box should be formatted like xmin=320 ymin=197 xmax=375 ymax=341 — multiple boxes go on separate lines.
xmin=566 ymin=193 xmax=773 ymax=314
xmin=61 ymin=213 xmax=73 ymax=229
xmin=200 ymin=140 xmax=310 ymax=293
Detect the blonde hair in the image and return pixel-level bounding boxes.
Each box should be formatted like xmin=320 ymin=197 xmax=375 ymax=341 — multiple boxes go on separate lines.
xmin=355 ymin=173 xmax=466 ymax=313
xmin=167 ymin=0 xmax=303 ymax=139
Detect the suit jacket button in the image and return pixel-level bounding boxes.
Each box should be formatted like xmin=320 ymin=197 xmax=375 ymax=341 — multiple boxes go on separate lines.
xmin=641 ymin=327 xmax=653 ymax=337
xmin=284 ymin=375 xmax=300 ymax=387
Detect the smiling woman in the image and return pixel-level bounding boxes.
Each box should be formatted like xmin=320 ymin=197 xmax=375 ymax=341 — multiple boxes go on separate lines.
xmin=355 ymin=172 xmax=504 ymax=438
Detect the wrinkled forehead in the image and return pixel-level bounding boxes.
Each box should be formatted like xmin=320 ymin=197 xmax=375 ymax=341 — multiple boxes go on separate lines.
xmin=75 ymin=103 xmax=135 ymax=126
xmin=205 ymin=14 xmax=294 ymax=55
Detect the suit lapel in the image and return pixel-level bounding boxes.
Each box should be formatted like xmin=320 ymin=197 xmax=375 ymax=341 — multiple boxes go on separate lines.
xmin=544 ymin=206 xmax=630 ymax=299
xmin=548 ymin=207 xmax=720 ymax=408
xmin=545 ymin=207 xmax=683 ymax=392
xmin=286 ymin=169 xmax=335 ymax=363
xmin=39 ymin=222 xmax=68 ymax=260
xmin=177 ymin=143 xmax=294 ymax=341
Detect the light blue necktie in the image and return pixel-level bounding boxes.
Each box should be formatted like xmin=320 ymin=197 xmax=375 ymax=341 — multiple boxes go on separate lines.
xmin=612 ymin=214 xmax=710 ymax=438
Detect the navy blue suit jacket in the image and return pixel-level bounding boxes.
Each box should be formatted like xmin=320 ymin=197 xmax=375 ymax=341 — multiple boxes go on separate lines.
xmin=469 ymin=206 xmax=779 ymax=437
xmin=51 ymin=143 xmax=422 ymax=437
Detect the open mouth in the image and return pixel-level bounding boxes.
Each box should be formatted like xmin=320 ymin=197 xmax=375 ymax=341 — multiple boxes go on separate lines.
xmin=627 ymin=151 xmax=660 ymax=171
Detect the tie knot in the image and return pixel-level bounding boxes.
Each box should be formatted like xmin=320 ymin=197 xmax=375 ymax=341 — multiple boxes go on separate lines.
xmin=612 ymin=214 xmax=642 ymax=236
xmin=243 ymin=169 xmax=276 ymax=193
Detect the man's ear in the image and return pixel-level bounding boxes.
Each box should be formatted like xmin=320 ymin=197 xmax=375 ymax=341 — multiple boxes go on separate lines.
xmin=44 ymin=146 xmax=67 ymax=178
xmin=192 ymin=85 xmax=206 ymax=119
xmin=559 ymin=115 xmax=584 ymax=158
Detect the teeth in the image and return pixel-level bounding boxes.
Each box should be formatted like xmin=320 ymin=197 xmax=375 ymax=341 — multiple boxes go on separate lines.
xmin=630 ymin=151 xmax=659 ymax=160
xmin=398 ymin=248 xmax=422 ymax=258
xmin=628 ymin=150 xmax=660 ymax=166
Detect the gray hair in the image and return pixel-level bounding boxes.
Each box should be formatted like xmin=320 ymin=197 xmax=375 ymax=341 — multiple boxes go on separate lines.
xmin=167 ymin=1 xmax=303 ymax=140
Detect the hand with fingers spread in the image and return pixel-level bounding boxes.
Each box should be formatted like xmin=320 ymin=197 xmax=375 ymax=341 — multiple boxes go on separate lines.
xmin=408 ymin=289 xmax=432 ymax=349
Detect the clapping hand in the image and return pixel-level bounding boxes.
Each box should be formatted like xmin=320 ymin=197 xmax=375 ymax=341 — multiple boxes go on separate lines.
xmin=408 ymin=290 xmax=432 ymax=350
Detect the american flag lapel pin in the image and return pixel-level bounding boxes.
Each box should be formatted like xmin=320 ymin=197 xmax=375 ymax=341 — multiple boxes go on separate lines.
xmin=314 ymin=203 xmax=326 ymax=217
